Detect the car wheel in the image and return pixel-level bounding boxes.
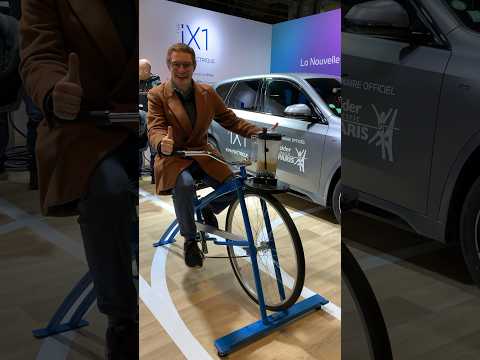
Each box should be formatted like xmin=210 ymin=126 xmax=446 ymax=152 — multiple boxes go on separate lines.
xmin=332 ymin=178 xmax=342 ymax=224
xmin=460 ymin=176 xmax=480 ymax=287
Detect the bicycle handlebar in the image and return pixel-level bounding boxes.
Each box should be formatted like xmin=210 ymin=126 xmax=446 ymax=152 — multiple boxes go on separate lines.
xmin=54 ymin=111 xmax=139 ymax=127
xmin=172 ymin=150 xmax=252 ymax=167
xmin=79 ymin=111 xmax=138 ymax=126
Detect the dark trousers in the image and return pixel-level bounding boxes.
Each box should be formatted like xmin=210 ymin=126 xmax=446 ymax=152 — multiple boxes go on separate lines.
xmin=77 ymin=138 xmax=138 ymax=319
xmin=24 ymin=95 xmax=42 ymax=188
xmin=149 ymin=144 xmax=156 ymax=182
xmin=172 ymin=162 xmax=236 ymax=240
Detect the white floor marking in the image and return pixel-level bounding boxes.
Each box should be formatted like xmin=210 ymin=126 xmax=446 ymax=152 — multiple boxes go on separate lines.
xmin=36 ymin=333 xmax=76 ymax=360
xmin=139 ymin=187 xmax=342 ymax=358
xmin=0 ymin=185 xmax=340 ymax=359
xmin=0 ymin=198 xmax=84 ymax=258
xmin=0 ymin=197 xmax=89 ymax=360
xmin=139 ymin=191 xmax=214 ymax=359
xmin=142 ymin=263 xmax=213 ymax=359
xmin=139 ymin=189 xmax=175 ymax=213
xmin=354 ymin=242 xmax=447 ymax=271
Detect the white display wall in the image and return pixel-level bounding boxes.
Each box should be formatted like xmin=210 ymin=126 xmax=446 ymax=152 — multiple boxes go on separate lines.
xmin=140 ymin=0 xmax=272 ymax=85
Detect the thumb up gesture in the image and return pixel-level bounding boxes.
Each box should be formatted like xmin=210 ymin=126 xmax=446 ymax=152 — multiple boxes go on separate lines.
xmin=52 ymin=52 xmax=83 ymax=120
xmin=160 ymin=126 xmax=175 ymax=155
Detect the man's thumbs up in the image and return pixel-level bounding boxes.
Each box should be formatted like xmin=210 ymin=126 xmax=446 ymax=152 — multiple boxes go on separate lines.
xmin=160 ymin=126 xmax=174 ymax=155
xmin=65 ymin=52 xmax=81 ymax=85
xmin=52 ymin=52 xmax=83 ymax=120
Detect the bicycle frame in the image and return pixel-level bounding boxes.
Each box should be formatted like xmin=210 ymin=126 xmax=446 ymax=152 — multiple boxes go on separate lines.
xmin=155 ymin=165 xmax=275 ymax=319
xmin=154 ymin=158 xmax=329 ymax=356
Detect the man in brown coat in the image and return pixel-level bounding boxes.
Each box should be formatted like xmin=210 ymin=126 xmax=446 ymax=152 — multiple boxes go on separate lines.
xmin=19 ymin=1 xmax=138 ymax=358
xmin=148 ymin=43 xmax=267 ymax=267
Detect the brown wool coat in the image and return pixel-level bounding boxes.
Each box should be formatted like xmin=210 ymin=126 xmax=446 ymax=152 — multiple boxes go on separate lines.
xmin=19 ymin=0 xmax=138 ymax=216
xmin=147 ymin=80 xmax=261 ymax=195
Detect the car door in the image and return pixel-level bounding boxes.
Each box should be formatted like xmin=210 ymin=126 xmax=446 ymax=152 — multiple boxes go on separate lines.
xmin=210 ymin=81 xmax=235 ymax=157
xmin=261 ymin=78 xmax=328 ymax=194
xmin=213 ymin=79 xmax=263 ymax=162
xmin=342 ymin=0 xmax=451 ymax=214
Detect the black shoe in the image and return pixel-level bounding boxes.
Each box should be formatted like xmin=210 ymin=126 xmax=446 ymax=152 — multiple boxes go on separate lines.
xmin=201 ymin=207 xmax=218 ymax=228
xmin=105 ymin=319 xmax=138 ymax=360
xmin=184 ymin=239 xmax=203 ymax=268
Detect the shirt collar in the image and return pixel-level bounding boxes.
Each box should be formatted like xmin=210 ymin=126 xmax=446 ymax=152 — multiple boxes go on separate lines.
xmin=173 ymin=81 xmax=194 ymax=100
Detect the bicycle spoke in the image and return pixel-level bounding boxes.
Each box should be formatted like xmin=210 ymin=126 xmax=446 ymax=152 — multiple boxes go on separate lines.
xmin=226 ymin=192 xmax=304 ymax=310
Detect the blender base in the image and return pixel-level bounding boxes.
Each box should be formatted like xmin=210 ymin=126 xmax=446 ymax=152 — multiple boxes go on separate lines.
xmin=245 ymin=178 xmax=289 ymax=194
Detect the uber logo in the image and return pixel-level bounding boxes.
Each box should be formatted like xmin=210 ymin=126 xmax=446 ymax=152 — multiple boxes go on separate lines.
xmin=177 ymin=24 xmax=208 ymax=51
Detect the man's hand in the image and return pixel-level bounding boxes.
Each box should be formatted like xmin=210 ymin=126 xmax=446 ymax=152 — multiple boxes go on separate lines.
xmin=160 ymin=126 xmax=174 ymax=155
xmin=255 ymin=122 xmax=278 ymax=136
xmin=52 ymin=52 xmax=83 ymax=120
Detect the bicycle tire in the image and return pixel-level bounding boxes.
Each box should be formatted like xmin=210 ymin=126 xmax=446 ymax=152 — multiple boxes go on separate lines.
xmin=225 ymin=190 xmax=305 ymax=311
xmin=342 ymin=242 xmax=393 ymax=360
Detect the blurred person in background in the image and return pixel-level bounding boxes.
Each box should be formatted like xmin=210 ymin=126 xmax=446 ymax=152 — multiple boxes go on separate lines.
xmin=139 ymin=58 xmax=160 ymax=182
xmin=19 ymin=1 xmax=139 ymax=358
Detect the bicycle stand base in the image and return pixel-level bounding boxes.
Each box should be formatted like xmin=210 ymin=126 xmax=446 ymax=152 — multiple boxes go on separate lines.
xmin=32 ymin=320 xmax=89 ymax=339
xmin=153 ymin=238 xmax=176 ymax=246
xmin=214 ymin=294 xmax=328 ymax=357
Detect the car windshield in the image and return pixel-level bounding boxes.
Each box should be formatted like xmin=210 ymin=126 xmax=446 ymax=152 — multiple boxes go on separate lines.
xmin=445 ymin=0 xmax=480 ymax=32
xmin=306 ymin=78 xmax=342 ymax=116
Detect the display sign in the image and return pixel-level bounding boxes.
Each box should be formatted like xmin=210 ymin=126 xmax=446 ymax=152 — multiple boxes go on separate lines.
xmin=271 ymin=10 xmax=341 ymax=76
xmin=140 ymin=0 xmax=272 ymax=84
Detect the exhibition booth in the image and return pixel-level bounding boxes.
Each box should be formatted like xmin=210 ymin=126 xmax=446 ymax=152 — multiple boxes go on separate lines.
xmin=139 ymin=0 xmax=340 ymax=85
xmin=139 ymin=1 xmax=341 ymax=358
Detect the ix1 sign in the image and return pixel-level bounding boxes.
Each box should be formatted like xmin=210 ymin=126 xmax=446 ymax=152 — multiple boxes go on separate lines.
xmin=177 ymin=24 xmax=208 ymax=50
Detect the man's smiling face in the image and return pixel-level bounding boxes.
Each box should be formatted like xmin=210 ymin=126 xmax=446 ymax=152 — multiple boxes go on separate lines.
xmin=169 ymin=51 xmax=195 ymax=91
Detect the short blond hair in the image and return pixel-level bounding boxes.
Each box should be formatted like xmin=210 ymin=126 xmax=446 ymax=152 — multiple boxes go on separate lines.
xmin=166 ymin=43 xmax=196 ymax=69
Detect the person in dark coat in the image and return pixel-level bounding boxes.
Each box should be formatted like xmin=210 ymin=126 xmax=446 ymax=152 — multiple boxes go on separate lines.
xmin=19 ymin=1 xmax=139 ymax=358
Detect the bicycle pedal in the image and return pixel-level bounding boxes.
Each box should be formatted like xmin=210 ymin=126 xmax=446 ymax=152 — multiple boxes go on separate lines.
xmin=201 ymin=241 xmax=208 ymax=254
xmin=195 ymin=232 xmax=212 ymax=241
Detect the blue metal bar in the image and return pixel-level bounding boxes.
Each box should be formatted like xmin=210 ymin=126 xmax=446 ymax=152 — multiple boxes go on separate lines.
xmin=44 ymin=272 xmax=92 ymax=328
xmin=214 ymin=294 xmax=329 ymax=356
xmin=260 ymin=199 xmax=286 ymax=301
xmin=194 ymin=190 xmax=202 ymax=221
xmin=153 ymin=221 xmax=179 ymax=247
xmin=32 ymin=272 xmax=93 ymax=338
xmin=213 ymin=239 xmax=249 ymax=247
xmin=240 ymin=166 xmax=247 ymax=178
xmin=69 ymin=287 xmax=97 ymax=326
xmin=237 ymin=185 xmax=268 ymax=323
xmin=193 ymin=179 xmax=238 ymax=212
xmin=32 ymin=320 xmax=90 ymax=339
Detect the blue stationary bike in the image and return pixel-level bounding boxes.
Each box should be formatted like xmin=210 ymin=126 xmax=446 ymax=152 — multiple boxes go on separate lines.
xmin=154 ymin=150 xmax=329 ymax=357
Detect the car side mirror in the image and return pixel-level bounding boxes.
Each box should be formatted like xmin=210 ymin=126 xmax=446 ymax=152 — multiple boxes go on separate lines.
xmin=345 ymin=0 xmax=410 ymax=29
xmin=284 ymin=104 xmax=312 ymax=118
xmin=409 ymin=30 xmax=435 ymax=45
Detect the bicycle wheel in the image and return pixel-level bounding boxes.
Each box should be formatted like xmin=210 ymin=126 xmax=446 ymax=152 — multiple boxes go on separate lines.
xmin=225 ymin=190 xmax=305 ymax=311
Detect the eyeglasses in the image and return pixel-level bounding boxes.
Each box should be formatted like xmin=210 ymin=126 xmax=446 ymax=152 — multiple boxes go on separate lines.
xmin=170 ymin=62 xmax=193 ymax=69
